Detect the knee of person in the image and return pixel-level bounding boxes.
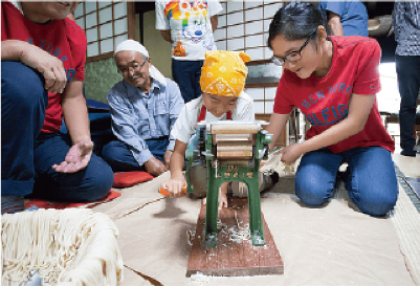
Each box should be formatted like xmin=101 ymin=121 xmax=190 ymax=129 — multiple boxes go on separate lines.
xmin=86 ymin=163 xmax=114 ymax=202
xmin=295 ymin=178 xmax=329 ymax=207
xmin=101 ymin=143 xmax=113 ymax=162
xmin=2 ymin=62 xmax=45 ymax=105
xmin=101 ymin=141 xmax=121 ymax=163
xmin=357 ymin=193 xmax=398 ymax=217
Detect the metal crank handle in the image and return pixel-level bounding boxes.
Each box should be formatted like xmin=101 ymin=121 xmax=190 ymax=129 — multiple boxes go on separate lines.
xmin=159 ymin=185 xmax=187 ymax=197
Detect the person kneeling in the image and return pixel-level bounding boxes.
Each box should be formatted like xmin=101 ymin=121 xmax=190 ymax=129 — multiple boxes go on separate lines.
xmin=162 ymin=50 xmax=278 ymax=210
xmin=103 ymin=40 xmax=184 ymax=177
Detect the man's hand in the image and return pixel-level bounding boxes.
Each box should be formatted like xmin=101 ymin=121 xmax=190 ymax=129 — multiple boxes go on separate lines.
xmin=163 ymin=150 xmax=173 ymax=169
xmin=144 ymin=157 xmax=167 ymax=176
xmin=52 ymin=140 xmax=93 ymax=173
xmin=21 ymin=44 xmax=67 ymax=94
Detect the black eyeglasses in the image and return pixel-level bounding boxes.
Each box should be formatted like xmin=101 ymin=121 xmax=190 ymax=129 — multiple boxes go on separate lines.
xmin=118 ymin=58 xmax=148 ymax=75
xmin=271 ymin=31 xmax=316 ymax=66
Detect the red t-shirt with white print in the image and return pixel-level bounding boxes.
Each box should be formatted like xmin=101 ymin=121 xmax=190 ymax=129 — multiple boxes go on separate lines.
xmin=273 ymin=36 xmax=394 ymax=154
xmin=1 ymin=2 xmax=87 ymax=133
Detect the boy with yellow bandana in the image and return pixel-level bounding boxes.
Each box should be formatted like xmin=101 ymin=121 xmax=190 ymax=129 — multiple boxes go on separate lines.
xmin=163 ymin=51 xmax=276 ymax=209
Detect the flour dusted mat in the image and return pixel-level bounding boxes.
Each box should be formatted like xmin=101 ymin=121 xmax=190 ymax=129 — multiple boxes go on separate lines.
xmin=92 ymin=172 xmax=171 ymax=220
xmin=115 ymin=187 xmax=415 ymax=286
xmin=187 ymin=197 xmax=283 ymax=277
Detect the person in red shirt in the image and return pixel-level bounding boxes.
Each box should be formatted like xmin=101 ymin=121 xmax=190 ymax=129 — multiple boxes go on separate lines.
xmin=265 ymin=2 xmax=398 ymax=217
xmin=1 ymin=2 xmax=113 ymax=214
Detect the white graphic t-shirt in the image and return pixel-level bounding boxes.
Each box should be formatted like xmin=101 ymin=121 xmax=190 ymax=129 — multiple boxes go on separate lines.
xmin=155 ymin=0 xmax=223 ymax=61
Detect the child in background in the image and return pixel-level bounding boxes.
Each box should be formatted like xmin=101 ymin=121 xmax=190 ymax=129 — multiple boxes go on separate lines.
xmin=162 ymin=51 xmax=277 ymax=210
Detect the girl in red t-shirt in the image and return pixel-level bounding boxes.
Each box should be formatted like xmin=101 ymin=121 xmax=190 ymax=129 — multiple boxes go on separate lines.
xmin=265 ymin=2 xmax=398 ymax=217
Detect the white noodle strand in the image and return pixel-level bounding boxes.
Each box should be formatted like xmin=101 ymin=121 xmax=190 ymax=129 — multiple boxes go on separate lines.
xmin=2 ymin=209 xmax=124 ymax=286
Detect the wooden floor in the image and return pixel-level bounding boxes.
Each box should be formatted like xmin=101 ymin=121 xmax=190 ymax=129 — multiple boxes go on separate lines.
xmin=186 ymin=197 xmax=284 ymax=277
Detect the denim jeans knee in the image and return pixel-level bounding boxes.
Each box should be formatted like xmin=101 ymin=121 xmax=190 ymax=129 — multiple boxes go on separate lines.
xmin=295 ymin=149 xmax=342 ymax=207
xmin=344 ymin=147 xmax=398 ymax=217
xmin=295 ymin=173 xmax=334 ymax=206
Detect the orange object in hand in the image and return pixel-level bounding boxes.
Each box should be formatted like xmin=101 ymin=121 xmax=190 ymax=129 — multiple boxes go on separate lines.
xmin=159 ymin=185 xmax=187 ymax=197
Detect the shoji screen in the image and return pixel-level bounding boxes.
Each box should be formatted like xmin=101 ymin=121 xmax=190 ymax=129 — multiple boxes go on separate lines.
xmin=74 ymin=1 xmax=135 ymax=62
xmin=214 ymin=1 xmax=283 ymax=115
xmin=214 ymin=1 xmax=283 ymax=63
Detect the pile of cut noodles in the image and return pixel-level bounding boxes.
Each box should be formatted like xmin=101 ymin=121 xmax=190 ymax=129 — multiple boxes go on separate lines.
xmin=2 ymin=209 xmax=123 ymax=286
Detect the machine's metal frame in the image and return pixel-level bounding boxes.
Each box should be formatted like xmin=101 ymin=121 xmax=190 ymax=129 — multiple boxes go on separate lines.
xmin=185 ymin=121 xmax=272 ymax=248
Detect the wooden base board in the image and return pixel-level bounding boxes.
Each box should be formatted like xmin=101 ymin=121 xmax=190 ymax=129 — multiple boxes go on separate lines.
xmin=186 ymin=197 xmax=284 ymax=277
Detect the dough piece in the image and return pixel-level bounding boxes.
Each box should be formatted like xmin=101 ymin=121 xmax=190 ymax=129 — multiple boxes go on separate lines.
xmin=260 ymin=149 xmax=300 ymax=177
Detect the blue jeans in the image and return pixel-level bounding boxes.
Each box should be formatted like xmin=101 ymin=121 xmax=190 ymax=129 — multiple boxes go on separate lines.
xmin=396 ymin=55 xmax=420 ymax=155
xmin=295 ymin=147 xmax=398 ymax=217
xmin=2 ymin=61 xmax=47 ymax=196
xmin=1 ymin=61 xmax=113 ymax=201
xmin=172 ymin=59 xmax=203 ymax=103
xmin=31 ymin=133 xmax=114 ymax=202
xmin=102 ymin=137 xmax=169 ymax=172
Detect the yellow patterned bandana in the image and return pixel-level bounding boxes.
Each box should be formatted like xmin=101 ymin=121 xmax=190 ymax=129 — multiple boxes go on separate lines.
xmin=200 ymin=51 xmax=251 ymax=97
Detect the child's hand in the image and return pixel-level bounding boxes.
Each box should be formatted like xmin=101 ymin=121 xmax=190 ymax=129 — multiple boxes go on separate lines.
xmin=202 ymin=183 xmax=229 ymax=211
xmin=218 ymin=182 xmax=229 ymax=211
xmin=161 ymin=177 xmax=186 ymax=198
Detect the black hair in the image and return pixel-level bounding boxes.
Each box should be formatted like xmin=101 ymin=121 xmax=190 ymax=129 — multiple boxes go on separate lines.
xmin=267 ymin=2 xmax=329 ymax=49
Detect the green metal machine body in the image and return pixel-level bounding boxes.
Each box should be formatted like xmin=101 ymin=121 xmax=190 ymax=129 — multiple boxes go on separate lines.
xmin=184 ymin=121 xmax=272 ymax=248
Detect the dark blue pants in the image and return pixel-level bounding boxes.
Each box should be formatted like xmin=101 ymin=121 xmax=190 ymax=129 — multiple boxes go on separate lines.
xmin=172 ymin=59 xmax=203 ymax=103
xmin=396 ymin=55 xmax=420 ymax=155
xmin=102 ymin=137 xmax=169 ymax=172
xmin=1 ymin=61 xmax=113 ymax=202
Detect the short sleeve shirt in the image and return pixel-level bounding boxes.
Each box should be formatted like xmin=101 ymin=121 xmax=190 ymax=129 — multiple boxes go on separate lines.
xmin=274 ymin=36 xmax=394 ymax=154
xmin=171 ymin=92 xmax=255 ymax=144
xmin=155 ymin=0 xmax=223 ymax=61
xmin=1 ymin=2 xmax=87 ymax=133
xmin=318 ymin=1 xmax=368 ymax=37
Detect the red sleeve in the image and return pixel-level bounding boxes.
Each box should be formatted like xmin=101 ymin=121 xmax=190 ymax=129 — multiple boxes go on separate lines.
xmin=73 ymin=40 xmax=87 ymax=82
xmin=273 ymin=71 xmax=295 ymax=114
xmin=352 ymin=39 xmax=381 ymax=95
xmin=1 ymin=3 xmax=6 ymax=41
xmin=65 ymin=19 xmax=87 ymax=82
